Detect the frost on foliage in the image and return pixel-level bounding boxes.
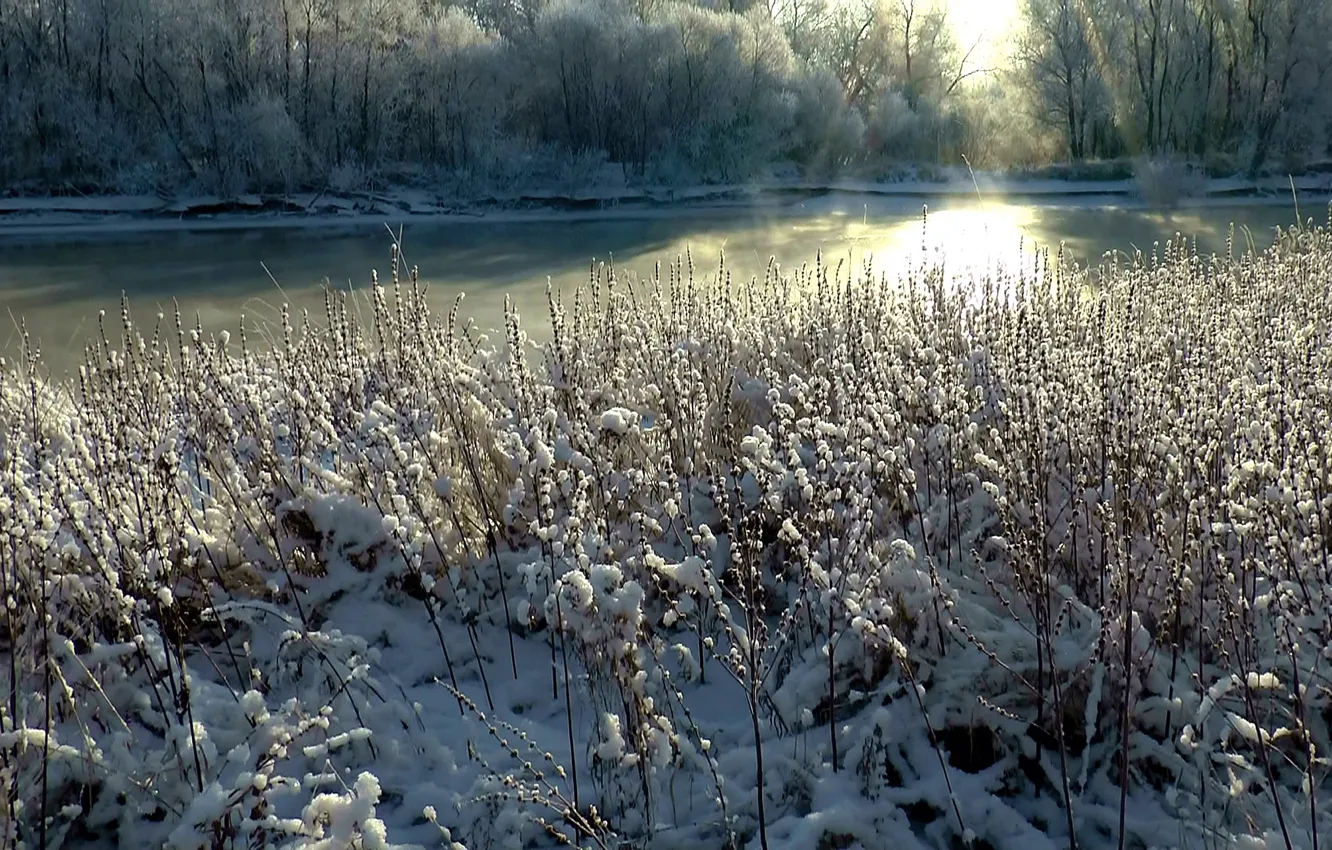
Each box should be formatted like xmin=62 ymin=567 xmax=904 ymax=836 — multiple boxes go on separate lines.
xmin=6 ymin=228 xmax=1332 ymax=850
xmin=599 ymin=407 xmax=639 ymax=436
xmin=295 ymin=772 xmax=394 ymax=850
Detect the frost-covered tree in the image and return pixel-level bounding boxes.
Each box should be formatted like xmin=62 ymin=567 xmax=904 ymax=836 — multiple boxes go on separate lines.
xmin=1101 ymin=0 xmax=1191 ymax=153
xmin=1005 ymin=0 xmax=1332 ymax=168
xmin=774 ymin=0 xmax=831 ymax=60
xmin=4 ymin=0 xmax=1330 ymax=192
xmin=814 ymin=0 xmax=987 ymax=159
xmin=1015 ymin=0 xmax=1116 ymax=160
xmin=401 ymin=8 xmax=508 ymax=170
xmin=786 ymin=66 xmax=866 ymax=172
xmin=1220 ymin=0 xmax=1332 ymax=172
xmin=513 ymin=0 xmax=642 ymax=159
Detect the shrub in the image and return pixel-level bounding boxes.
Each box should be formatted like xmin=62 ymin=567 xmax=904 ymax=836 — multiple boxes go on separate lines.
xmin=1133 ymin=156 xmax=1208 ymax=208
xmin=3 ymin=213 xmax=1332 ymax=850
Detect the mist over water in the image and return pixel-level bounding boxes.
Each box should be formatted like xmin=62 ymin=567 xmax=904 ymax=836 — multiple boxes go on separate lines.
xmin=0 ymin=198 xmax=1315 ymax=375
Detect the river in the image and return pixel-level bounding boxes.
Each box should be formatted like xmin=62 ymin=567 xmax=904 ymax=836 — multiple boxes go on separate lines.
xmin=0 ymin=195 xmax=1319 ymax=376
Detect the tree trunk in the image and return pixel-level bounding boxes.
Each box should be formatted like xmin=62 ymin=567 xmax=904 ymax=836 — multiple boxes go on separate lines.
xmin=281 ymin=0 xmax=292 ymax=106
xmin=130 ymin=45 xmax=197 ymax=179
xmin=360 ymin=43 xmax=371 ymax=160
xmin=197 ymin=55 xmax=224 ymax=185
xmin=302 ymin=3 xmax=313 ymax=136
xmin=0 ymin=0 xmax=8 ymax=85
xmin=331 ymin=10 xmax=343 ymax=165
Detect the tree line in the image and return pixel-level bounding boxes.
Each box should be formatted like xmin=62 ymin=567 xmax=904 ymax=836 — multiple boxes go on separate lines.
xmin=1016 ymin=0 xmax=1332 ymax=172
xmin=0 ymin=0 xmax=1328 ymax=195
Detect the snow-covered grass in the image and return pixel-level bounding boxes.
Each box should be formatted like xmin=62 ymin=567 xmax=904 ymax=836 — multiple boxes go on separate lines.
xmin=3 ymin=215 xmax=1332 ymax=850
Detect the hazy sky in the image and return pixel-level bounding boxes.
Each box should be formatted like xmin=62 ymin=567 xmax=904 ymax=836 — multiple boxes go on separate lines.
xmin=949 ymin=0 xmax=1020 ymax=66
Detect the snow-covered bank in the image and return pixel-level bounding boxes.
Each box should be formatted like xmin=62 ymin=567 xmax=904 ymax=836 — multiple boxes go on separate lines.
xmin=3 ymin=172 xmax=1330 ymax=237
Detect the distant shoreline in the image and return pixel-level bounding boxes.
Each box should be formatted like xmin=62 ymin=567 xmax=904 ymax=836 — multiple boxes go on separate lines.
xmin=1 ymin=174 xmax=1329 ymax=238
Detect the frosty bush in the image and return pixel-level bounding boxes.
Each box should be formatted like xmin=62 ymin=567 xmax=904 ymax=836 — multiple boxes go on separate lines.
xmin=1132 ymin=157 xmax=1208 ymax=209
xmin=3 ymin=212 xmax=1332 ymax=850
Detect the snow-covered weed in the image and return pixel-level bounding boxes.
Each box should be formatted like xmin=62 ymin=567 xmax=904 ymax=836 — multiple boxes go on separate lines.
xmin=4 ymin=213 xmax=1332 ymax=850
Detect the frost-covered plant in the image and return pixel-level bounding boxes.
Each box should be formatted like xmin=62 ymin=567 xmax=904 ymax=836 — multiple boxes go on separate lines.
xmin=5 ymin=212 xmax=1332 ymax=850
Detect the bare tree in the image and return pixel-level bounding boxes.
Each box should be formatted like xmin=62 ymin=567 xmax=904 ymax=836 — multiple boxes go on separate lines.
xmin=1016 ymin=0 xmax=1112 ymax=159
xmin=775 ymin=0 xmax=830 ymax=61
xmin=821 ymin=0 xmax=981 ymax=109
xmin=1229 ymin=0 xmax=1332 ymax=172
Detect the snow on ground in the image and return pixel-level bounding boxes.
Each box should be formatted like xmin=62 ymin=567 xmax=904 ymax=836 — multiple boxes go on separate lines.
xmin=2 ymin=171 xmax=1329 ymax=237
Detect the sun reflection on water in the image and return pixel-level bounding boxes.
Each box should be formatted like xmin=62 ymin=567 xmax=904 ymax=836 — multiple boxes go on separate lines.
xmin=819 ymin=205 xmax=1048 ymax=292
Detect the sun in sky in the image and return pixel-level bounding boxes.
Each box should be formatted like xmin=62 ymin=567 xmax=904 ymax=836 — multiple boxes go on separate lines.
xmin=946 ymin=0 xmax=1021 ymax=66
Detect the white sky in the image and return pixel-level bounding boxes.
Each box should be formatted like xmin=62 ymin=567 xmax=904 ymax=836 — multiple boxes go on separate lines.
xmin=946 ymin=0 xmax=1021 ymax=67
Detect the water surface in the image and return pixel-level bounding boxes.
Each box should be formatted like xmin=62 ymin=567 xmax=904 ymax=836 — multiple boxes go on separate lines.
xmin=0 ymin=196 xmax=1316 ymax=376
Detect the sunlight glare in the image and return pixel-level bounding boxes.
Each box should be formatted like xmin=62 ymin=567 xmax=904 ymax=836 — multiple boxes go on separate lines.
xmin=946 ymin=0 xmax=1021 ymax=65
xmin=847 ymin=206 xmax=1040 ymax=287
